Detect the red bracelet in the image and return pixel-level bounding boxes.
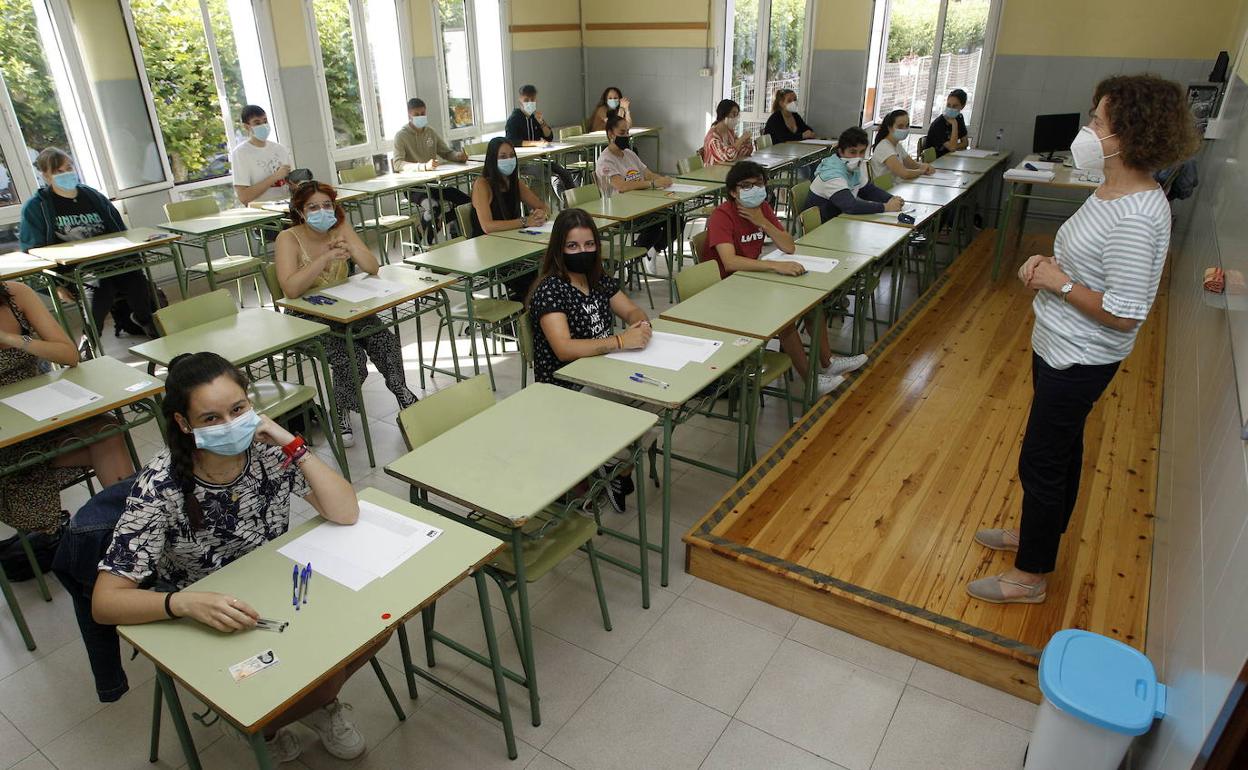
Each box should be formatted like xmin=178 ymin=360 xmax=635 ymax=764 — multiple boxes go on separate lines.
xmin=281 ymin=436 xmax=305 ymax=459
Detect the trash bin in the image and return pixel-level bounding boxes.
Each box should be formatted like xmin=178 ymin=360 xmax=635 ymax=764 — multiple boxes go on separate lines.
xmin=1024 ymin=629 xmax=1167 ymax=770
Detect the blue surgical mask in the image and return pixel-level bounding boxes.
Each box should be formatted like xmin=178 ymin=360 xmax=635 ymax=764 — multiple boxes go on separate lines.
xmin=738 ymin=185 xmax=766 ymax=209
xmin=251 ymin=124 xmax=271 ymax=141
xmin=192 ymin=409 xmax=260 ymax=457
xmin=52 ymin=171 xmax=79 ymax=190
xmin=606 ymin=98 xmax=620 ymax=110
xmin=893 ymin=127 xmax=910 ymax=141
xmin=944 ymin=107 xmax=960 ymax=120
xmin=497 ymin=157 xmax=517 ymax=176
xmin=306 ymin=209 xmax=337 ymax=232
xmin=521 ymin=101 xmax=537 ymax=115
xmin=410 ymin=115 xmax=428 ymax=129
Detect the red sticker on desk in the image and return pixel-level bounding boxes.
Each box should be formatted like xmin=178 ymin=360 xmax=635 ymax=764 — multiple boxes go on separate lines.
xmin=381 ymin=613 xmax=391 ymax=620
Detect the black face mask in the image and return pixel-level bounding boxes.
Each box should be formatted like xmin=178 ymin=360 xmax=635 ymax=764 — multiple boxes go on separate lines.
xmin=564 ymin=250 xmax=597 ymax=274
xmin=612 ymin=135 xmax=631 ymax=151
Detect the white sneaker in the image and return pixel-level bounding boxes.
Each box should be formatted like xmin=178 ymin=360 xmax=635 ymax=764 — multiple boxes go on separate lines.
xmin=301 ymin=700 xmax=366 ymax=760
xmin=815 ymin=374 xmax=845 ymax=396
xmin=646 ymin=246 xmax=658 ymax=264
xmin=336 ymin=411 xmax=355 ymax=448
xmin=223 ymin=724 xmax=302 ymax=763
xmin=826 ymin=354 xmax=868 ymax=377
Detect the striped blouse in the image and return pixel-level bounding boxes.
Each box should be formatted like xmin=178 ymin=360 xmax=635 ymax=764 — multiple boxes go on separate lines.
xmin=1032 ymin=186 xmax=1170 ymax=369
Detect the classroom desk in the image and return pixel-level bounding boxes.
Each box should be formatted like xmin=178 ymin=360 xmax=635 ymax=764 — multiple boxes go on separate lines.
xmin=842 ymin=201 xmax=944 ymax=229
xmin=386 ymin=384 xmax=656 ymax=726
xmin=889 ymin=181 xmax=968 ymax=207
xmin=122 ymin=488 xmax=519 ymax=768
xmin=129 ymin=309 xmax=351 ymax=478
xmin=161 ymin=208 xmax=282 ymax=294
xmin=0 ymin=253 xmax=55 ymax=282
xmin=0 ymin=356 xmax=163 ymax=650
xmin=677 ymin=164 xmax=732 ymax=185
xmin=338 ymin=168 xmax=480 ymax=259
xmin=563 ymin=126 xmax=661 ymax=165
xmin=30 ymin=228 xmax=184 ymax=357
xmin=659 ymin=274 xmax=827 ymax=409
xmin=250 ymin=188 xmax=369 ymax=231
xmin=931 ymin=152 xmax=1006 ymax=174
xmin=797 ymin=217 xmax=910 ymax=256
xmin=555 ymin=319 xmax=762 ymax=588
xmin=403 ymin=236 xmax=545 ymax=380
xmin=276 ymin=265 xmax=460 ymax=469
xmin=488 ymin=217 xmax=615 ymax=246
xmin=908 ymin=171 xmax=977 ymax=189
xmin=842 ymin=202 xmax=947 ymax=297
xmin=573 ymin=193 xmax=678 ymax=306
xmin=992 ymin=155 xmax=1099 ymax=278
xmin=634 ymin=182 xmax=723 ymax=296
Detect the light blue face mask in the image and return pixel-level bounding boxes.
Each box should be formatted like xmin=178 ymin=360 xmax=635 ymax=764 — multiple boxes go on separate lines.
xmin=410 ymin=115 xmax=428 ymax=129
xmin=251 ymin=123 xmax=271 ymax=141
xmin=192 ymin=408 xmax=260 ymax=457
xmin=497 ymin=157 xmax=518 ymax=176
xmin=738 ymin=185 xmax=767 ymax=208
xmin=306 ymin=209 xmax=337 ymax=232
xmin=893 ymin=127 xmax=910 ymax=141
xmin=52 ymin=171 xmax=79 ymax=190
xmin=606 ymin=98 xmax=620 ymax=110
xmin=944 ymin=107 xmax=960 ymax=120
xmin=521 ymin=101 xmax=537 ymax=115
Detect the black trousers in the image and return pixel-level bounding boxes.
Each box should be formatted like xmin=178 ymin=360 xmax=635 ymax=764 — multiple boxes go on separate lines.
xmin=407 ymin=187 xmax=472 ymax=236
xmin=1015 ymin=351 xmax=1119 ymax=574
xmin=89 ymin=272 xmax=155 ymax=333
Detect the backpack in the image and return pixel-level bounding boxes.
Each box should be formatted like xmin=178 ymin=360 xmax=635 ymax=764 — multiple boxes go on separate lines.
xmin=0 ymin=526 xmax=63 ymax=582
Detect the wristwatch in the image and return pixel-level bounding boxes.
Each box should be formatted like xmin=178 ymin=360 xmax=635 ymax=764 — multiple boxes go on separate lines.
xmin=520 ymin=214 xmax=528 ymax=228
xmin=1059 ymin=281 xmax=1075 ymax=301
xmin=20 ymin=335 xmax=32 ymax=351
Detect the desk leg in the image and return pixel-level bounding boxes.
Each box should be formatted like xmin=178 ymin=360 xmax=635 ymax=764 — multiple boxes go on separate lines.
xmin=991 ymin=183 xmax=1018 ymax=280
xmin=656 ymin=421 xmax=669 ymax=590
xmin=441 ymin=289 xmax=463 ymax=381
xmin=342 ymin=325 xmax=376 ymax=468
xmin=155 ymin=670 xmax=202 ymax=770
xmin=475 ymin=571 xmax=518 ymax=760
xmin=1013 ymin=187 xmax=1032 ymax=255
xmin=510 ymin=527 xmax=541 ymax=727
xmin=247 ymin=730 xmax=275 ymax=770
xmin=735 ymin=362 xmax=749 ymax=477
xmin=802 ymin=302 xmax=824 ymax=411
xmin=71 ymin=266 xmax=102 ymax=358
xmin=305 ymin=340 xmax=351 ymax=481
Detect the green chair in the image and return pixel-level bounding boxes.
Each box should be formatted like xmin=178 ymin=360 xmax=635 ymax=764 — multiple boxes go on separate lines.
xmin=517 ymin=311 xmax=535 ymax=388
xmin=790 ymin=180 xmax=811 ymax=219
xmin=873 ymin=172 xmax=895 ymax=191
xmin=799 ymin=206 xmax=823 ymax=237
xmin=679 ymin=239 xmax=795 ymax=425
xmin=677 ymin=154 xmax=703 ymax=175
xmin=921 ymin=147 xmax=937 ymax=164
xmin=426 ymin=233 xmax=524 ymax=391
xmin=558 ymin=125 xmax=594 ymax=184
xmin=163 ymin=198 xmax=265 ymax=303
xmin=463 ymin=141 xmax=489 ymax=158
xmin=395 ymin=376 xmax=614 ymax=706
xmin=564 ymin=182 xmax=601 ymax=208
xmin=756 ymin=134 xmax=773 ymax=150
xmin=338 ymin=165 xmax=418 ymax=263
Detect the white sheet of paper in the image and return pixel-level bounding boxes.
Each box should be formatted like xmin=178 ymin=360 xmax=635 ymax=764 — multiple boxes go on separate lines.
xmin=318 ymin=275 xmax=408 ymax=303
xmin=1004 ymin=168 xmax=1056 ymax=182
xmin=277 ymin=500 xmax=443 ymax=591
xmin=760 ymin=250 xmax=840 ymax=274
xmin=520 ymin=220 xmax=556 ymax=234
xmin=955 ymin=149 xmax=997 ymax=158
xmin=662 ymin=183 xmax=709 ymax=194
xmin=801 ymin=139 xmax=839 ymax=145
xmin=605 ymin=331 xmax=722 ymax=371
xmin=82 ymin=237 xmax=139 ymax=250
xmin=2 ymin=379 xmax=102 ymax=421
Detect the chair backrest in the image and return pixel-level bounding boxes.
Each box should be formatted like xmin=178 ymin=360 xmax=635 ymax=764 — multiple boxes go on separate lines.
xmin=338 ymin=164 xmax=376 ymax=183
xmin=163 ymin=197 xmax=218 ymax=222
xmin=690 ymin=229 xmax=708 ymax=262
xmin=799 ymin=206 xmax=823 ymax=236
xmin=564 ymin=183 xmax=601 ymax=208
xmin=557 ymin=125 xmax=582 ymax=140
xmin=261 ymin=263 xmax=283 ymax=302
xmin=463 ymin=141 xmax=489 ymax=157
xmin=153 ymin=289 xmax=238 ymax=335
xmin=920 ymin=147 xmax=937 ymax=164
xmin=791 ymin=180 xmax=811 ymax=215
xmin=455 ymin=203 xmax=474 ymax=238
xmin=517 ymin=311 xmax=534 ymax=372
xmin=675 ymin=257 xmax=720 ymax=301
xmin=677 ymin=154 xmax=703 ymax=175
xmin=396 ymin=374 xmax=494 ymax=451
xmin=756 ymin=134 xmax=773 ymax=150
xmin=874 ymin=172 xmax=895 ymax=191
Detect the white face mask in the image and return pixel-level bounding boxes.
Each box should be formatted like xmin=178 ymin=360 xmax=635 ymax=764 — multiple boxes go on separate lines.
xmin=784 ymin=101 xmax=798 ymax=113
xmin=725 ymin=116 xmax=740 ymax=133
xmin=1069 ymin=125 xmax=1119 ymax=171
xmin=844 ymin=157 xmax=862 ymax=171
xmin=521 ymin=101 xmax=538 ymax=116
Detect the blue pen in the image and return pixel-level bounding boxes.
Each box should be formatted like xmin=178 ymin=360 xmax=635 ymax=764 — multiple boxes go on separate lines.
xmin=292 ymin=564 xmax=300 ymax=611
xmin=630 ymin=372 xmax=670 ymax=389
xmin=302 ymin=563 xmax=312 ymax=605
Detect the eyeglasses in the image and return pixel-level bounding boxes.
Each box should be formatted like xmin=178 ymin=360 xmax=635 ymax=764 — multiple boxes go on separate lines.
xmin=303 ymin=202 xmax=335 ymax=213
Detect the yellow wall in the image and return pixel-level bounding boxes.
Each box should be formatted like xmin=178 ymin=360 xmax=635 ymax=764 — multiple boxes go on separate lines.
xmin=812 ymin=0 xmax=872 ymax=51
xmin=510 ymin=0 xmax=581 ymax=51
xmin=270 ymin=0 xmax=311 ymax=68
xmin=67 ymin=0 xmax=137 ymax=81
xmin=580 ymin=0 xmax=711 ymax=48
xmin=996 ymin=0 xmax=1241 ymax=59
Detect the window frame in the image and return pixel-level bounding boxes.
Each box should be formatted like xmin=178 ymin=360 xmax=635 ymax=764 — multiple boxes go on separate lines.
xmin=717 ymin=0 xmax=818 ymax=126
xmin=305 ymin=0 xmax=418 ymax=164
xmin=430 ymin=0 xmax=513 ymax=142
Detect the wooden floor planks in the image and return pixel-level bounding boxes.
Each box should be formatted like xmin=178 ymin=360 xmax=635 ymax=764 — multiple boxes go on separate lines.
xmin=684 ymin=228 xmax=1167 ymax=698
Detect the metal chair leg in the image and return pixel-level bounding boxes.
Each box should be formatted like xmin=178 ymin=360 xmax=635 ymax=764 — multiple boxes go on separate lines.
xmin=370 ymin=656 xmax=406 ymax=722
xmin=17 ymin=533 xmax=51 ymax=602
xmin=583 ymin=540 xmax=613 ymax=632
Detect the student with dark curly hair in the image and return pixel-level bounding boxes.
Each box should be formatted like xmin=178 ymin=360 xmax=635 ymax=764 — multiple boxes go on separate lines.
xmin=969 ymin=75 xmax=1200 ymax=604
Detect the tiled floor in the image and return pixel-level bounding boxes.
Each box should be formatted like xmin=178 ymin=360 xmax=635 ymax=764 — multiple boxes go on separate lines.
xmin=0 ymin=244 xmax=1037 ymax=768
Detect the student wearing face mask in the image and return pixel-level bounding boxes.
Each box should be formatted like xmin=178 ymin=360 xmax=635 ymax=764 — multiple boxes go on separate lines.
xmin=20 ymin=147 xmax=159 ymax=339
xmin=924 ymin=89 xmax=970 ymax=158
xmin=808 ymin=126 xmax=905 ymax=222
xmin=595 ymin=113 xmax=674 ymax=258
xmin=472 ymin=137 xmax=549 ymax=301
xmin=703 ymin=99 xmax=754 ymax=166
xmin=526 ymin=208 xmax=654 ymax=511
xmin=230 ymin=105 xmax=293 ymax=205
xmin=93 ymin=352 xmax=378 ymax=763
xmin=505 ymin=84 xmax=577 ymax=195
xmin=274 ymin=182 xmax=417 ymax=449
xmin=589 ymin=86 xmax=631 ymax=132
xmin=392 ymin=97 xmax=471 ymax=238
xmin=968 ymin=75 xmax=1198 ymax=605
xmin=870 ymin=110 xmax=934 ymax=181
xmin=763 ymin=89 xmax=816 ymax=144
xmin=701 ymin=161 xmax=864 ymax=396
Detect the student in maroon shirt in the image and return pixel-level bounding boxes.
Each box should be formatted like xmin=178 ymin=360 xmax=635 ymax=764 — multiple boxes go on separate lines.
xmin=699 ymin=161 xmax=866 ymax=396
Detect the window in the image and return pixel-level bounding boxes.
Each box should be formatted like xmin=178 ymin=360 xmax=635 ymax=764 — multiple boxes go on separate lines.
xmin=433 ymin=0 xmax=509 ymax=139
xmin=126 ymin=0 xmax=277 ymax=184
xmin=309 ymin=0 xmax=412 ymax=161
xmin=865 ymin=0 xmax=998 ymax=133
xmin=722 ymin=0 xmax=812 ymax=132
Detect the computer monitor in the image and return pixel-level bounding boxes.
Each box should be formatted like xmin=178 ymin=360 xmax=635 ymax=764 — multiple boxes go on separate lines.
xmin=1032 ymin=113 xmax=1081 ymax=161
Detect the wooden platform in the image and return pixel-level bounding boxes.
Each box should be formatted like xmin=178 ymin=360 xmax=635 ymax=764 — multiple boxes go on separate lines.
xmin=683 ymin=230 xmax=1165 ymax=702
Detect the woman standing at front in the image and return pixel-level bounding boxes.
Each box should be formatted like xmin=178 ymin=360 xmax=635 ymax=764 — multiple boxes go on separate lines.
xmin=968 ymin=75 xmax=1198 ymax=604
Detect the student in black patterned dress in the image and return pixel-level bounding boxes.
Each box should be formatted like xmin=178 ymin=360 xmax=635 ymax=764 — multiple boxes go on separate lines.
xmin=93 ymin=352 xmax=380 ymax=763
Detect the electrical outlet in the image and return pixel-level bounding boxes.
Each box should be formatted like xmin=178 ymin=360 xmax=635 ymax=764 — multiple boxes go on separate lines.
xmin=698 ymin=67 xmax=712 ymax=77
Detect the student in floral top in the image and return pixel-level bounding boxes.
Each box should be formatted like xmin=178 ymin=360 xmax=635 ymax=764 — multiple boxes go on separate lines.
xmin=702 ymin=99 xmax=754 ymax=166
xmin=93 ymin=352 xmax=379 ymax=763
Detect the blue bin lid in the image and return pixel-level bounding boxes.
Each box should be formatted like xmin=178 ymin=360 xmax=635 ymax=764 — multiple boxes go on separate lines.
xmin=1039 ymin=629 xmax=1167 ymax=736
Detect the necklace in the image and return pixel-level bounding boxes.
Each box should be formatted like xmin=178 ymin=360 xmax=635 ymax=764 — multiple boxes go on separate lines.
xmin=195 ymin=457 xmax=246 ymax=502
